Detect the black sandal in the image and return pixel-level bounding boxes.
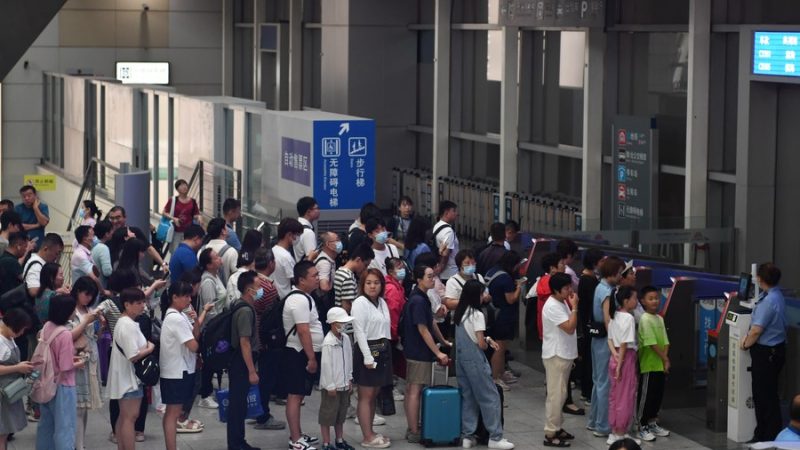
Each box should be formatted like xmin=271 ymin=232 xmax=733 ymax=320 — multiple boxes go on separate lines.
xmin=556 ymin=429 xmax=575 ymax=440
xmin=562 ymin=404 xmax=585 ymax=416
xmin=543 ymin=436 xmax=571 ymax=447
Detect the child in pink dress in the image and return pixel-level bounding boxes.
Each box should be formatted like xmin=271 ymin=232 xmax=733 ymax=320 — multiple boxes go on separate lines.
xmin=606 ymin=286 xmax=640 ymax=445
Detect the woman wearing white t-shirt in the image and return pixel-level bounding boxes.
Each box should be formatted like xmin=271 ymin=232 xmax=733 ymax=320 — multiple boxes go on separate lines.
xmin=159 ymin=281 xmax=214 ymax=449
xmin=453 ymin=280 xmax=514 ymax=450
xmin=109 ymin=288 xmax=155 ymax=450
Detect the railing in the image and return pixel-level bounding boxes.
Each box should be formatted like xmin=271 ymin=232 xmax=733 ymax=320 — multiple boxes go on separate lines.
xmin=67 ymin=158 xmax=122 ymax=231
xmin=187 ymin=158 xmax=243 ymax=226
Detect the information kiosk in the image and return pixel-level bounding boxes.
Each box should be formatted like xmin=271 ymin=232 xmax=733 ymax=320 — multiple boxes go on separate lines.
xmin=725 ymin=272 xmax=756 ymax=442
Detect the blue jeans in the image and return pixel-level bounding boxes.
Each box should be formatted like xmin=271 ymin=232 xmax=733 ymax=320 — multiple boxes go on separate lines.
xmin=588 ymin=337 xmax=611 ymax=434
xmin=36 ymin=384 xmax=76 ymax=450
xmin=455 ymin=324 xmax=503 ymax=442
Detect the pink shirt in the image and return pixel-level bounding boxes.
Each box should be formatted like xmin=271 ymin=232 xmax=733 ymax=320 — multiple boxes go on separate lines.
xmin=42 ymin=322 xmax=76 ymax=386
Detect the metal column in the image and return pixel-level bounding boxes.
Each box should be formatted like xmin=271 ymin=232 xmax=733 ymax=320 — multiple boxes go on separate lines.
xmin=684 ymin=0 xmax=711 ymax=248
xmin=431 ymin=0 xmax=451 ymax=218
xmin=499 ymin=26 xmax=519 ymax=223
xmin=582 ymin=29 xmax=605 ymax=230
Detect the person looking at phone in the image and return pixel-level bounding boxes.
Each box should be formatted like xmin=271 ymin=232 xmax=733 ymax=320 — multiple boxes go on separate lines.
xmin=15 ymin=185 xmax=49 ymax=250
xmin=366 ymin=218 xmax=399 ymax=277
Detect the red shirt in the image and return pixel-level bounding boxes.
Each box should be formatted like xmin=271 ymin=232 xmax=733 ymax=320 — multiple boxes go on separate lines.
xmin=536 ymin=274 xmax=552 ymax=341
xmin=164 ymin=197 xmax=200 ymax=232
xmin=384 ymin=275 xmax=407 ymax=342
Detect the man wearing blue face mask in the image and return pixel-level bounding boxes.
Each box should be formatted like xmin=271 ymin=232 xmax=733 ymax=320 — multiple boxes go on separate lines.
xmin=365 ymin=218 xmax=399 ymax=277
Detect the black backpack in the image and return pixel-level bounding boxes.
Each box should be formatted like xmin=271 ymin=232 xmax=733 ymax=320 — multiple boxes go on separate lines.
xmin=259 ymin=290 xmax=312 ymax=351
xmin=199 ymin=301 xmax=252 ymax=372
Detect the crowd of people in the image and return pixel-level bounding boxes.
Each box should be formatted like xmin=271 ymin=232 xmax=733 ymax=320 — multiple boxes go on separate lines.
xmin=0 ymin=182 xmax=795 ymax=450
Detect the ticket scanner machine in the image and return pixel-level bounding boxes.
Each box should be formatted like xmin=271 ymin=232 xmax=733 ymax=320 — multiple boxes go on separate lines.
xmin=725 ymin=271 xmax=757 ymax=442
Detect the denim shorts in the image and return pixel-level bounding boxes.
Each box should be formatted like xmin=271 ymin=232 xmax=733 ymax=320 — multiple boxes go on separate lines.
xmin=121 ymin=385 xmax=144 ymax=399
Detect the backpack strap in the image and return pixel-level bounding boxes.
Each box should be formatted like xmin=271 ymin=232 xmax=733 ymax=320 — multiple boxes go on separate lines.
xmin=218 ymin=245 xmax=232 ymax=260
xmin=284 ymin=290 xmax=313 ymax=337
xmin=432 ymin=223 xmax=452 ymax=241
xmin=388 ymin=245 xmax=397 ymax=259
xmin=23 ymin=260 xmax=43 ymax=281
xmin=486 ymin=270 xmax=508 ymax=286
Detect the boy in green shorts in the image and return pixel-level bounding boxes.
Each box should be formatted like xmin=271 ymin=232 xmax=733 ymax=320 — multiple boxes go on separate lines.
xmin=636 ymin=286 xmax=671 ymax=442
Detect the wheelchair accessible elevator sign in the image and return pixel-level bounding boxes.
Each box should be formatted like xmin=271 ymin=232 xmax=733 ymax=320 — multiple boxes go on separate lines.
xmin=313 ymin=120 xmax=376 ymax=210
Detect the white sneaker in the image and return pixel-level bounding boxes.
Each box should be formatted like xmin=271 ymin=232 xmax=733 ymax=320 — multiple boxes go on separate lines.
xmin=393 ymin=387 xmax=404 ymax=401
xmin=606 ymin=433 xmax=622 ymax=445
xmin=462 ymin=436 xmax=477 ymax=448
xmin=648 ymin=423 xmax=670 ymax=437
xmin=638 ymin=427 xmax=656 ymax=442
xmin=494 ymin=379 xmax=511 ymax=391
xmin=623 ymin=434 xmax=642 ymax=445
xmin=488 ymin=438 xmax=515 ymax=449
xmin=354 ymin=415 xmax=386 ymax=426
xmin=198 ymin=397 xmax=218 ymax=409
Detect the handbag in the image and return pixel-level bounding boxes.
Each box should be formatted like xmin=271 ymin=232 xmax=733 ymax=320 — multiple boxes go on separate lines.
xmin=587 ymin=320 xmax=607 ymax=338
xmin=156 ymin=196 xmax=177 ymax=243
xmin=0 ymin=376 xmax=30 ymax=404
xmin=367 ymin=339 xmax=390 ymax=363
xmin=115 ymin=341 xmax=160 ymax=387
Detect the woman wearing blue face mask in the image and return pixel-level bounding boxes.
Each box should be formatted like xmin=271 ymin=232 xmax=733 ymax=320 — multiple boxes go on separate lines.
xmin=444 ymin=249 xmax=487 ymax=312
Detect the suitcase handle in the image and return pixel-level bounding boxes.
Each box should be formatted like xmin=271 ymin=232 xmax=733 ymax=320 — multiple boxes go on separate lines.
xmin=430 ymin=363 xmax=449 ymax=385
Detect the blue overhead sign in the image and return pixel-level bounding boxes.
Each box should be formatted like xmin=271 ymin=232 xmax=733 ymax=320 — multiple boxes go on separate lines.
xmin=753 ymin=31 xmax=800 ymax=78
xmin=313 ymin=120 xmax=376 ymax=210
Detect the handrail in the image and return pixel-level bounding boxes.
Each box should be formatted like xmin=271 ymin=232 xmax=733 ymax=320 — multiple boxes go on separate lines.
xmin=67 ymin=157 xmax=123 ymax=231
xmin=67 ymin=162 xmax=96 ymax=232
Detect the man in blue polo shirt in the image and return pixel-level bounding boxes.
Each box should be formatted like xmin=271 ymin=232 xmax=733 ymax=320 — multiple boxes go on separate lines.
xmin=169 ymin=224 xmax=206 ymax=284
xmin=15 ymin=185 xmax=49 ymax=249
xmin=739 ymin=262 xmax=788 ymax=443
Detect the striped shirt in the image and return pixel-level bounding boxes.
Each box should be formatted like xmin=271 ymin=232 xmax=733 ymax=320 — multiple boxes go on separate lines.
xmin=333 ymin=267 xmax=357 ymax=308
xmin=97 ymin=298 xmax=122 ymax=334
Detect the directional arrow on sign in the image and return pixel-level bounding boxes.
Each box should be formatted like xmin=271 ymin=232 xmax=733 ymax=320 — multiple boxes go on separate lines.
xmin=338 ymin=123 xmax=350 ymax=136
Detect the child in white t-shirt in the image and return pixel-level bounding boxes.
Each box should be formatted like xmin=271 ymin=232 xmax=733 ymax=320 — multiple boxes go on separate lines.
xmin=606 ymin=286 xmax=640 ymax=445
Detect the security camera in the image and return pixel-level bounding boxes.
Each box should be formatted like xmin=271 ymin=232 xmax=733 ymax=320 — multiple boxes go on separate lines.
xmin=142 ymin=3 xmax=149 ymax=11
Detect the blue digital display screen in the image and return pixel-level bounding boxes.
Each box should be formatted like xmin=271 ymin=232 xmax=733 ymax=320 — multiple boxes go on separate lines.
xmin=753 ymin=31 xmax=800 ymax=77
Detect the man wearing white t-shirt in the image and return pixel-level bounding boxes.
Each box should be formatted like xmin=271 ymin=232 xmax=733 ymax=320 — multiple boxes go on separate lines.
xmin=293 ymin=197 xmax=321 ymax=263
xmin=433 ymin=201 xmax=459 ymax=280
xmin=282 ymin=261 xmax=324 ymax=450
xmin=541 ymin=272 xmax=579 ymax=447
xmin=365 ymin=217 xmax=399 ymax=276
xmin=271 ymin=218 xmax=304 ymax=300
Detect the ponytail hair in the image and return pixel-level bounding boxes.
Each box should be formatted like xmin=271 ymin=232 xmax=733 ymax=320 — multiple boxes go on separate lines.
xmin=611 ymin=286 xmax=635 ymax=318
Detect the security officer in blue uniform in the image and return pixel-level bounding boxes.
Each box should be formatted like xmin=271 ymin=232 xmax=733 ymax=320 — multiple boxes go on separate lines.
xmin=739 ymin=262 xmax=787 ymax=443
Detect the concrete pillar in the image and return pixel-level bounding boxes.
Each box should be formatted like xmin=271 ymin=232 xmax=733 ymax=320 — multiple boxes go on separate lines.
xmin=684 ymin=0 xmax=710 ymax=233
xmin=431 ymin=0 xmax=451 ymax=218
xmin=499 ymin=26 xmax=519 ymax=222
xmin=582 ymin=29 xmax=605 ymax=230
xmin=288 ymin=0 xmax=303 ymax=110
